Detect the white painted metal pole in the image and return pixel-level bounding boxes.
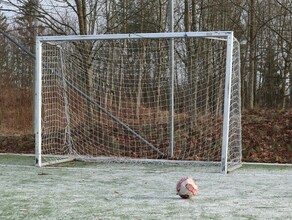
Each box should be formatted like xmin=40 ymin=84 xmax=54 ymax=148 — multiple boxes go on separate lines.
xmin=168 ymin=0 xmax=174 ymax=158
xmin=221 ymin=32 xmax=234 ymax=174
xmin=36 ymin=32 xmax=232 ymax=42
xmin=34 ymin=38 xmax=42 ymax=167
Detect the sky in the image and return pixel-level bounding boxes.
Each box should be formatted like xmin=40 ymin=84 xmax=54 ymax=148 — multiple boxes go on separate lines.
xmin=1 ymin=0 xmax=19 ymax=25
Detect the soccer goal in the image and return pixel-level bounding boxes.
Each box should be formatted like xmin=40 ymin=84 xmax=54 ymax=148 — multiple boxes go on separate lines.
xmin=34 ymin=32 xmax=241 ymax=173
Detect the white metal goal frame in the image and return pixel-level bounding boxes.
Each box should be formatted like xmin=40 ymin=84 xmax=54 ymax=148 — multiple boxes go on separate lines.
xmin=34 ymin=31 xmax=241 ymax=173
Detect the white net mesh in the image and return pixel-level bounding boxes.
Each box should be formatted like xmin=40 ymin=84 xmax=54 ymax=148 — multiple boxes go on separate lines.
xmin=37 ymin=33 xmax=241 ymax=172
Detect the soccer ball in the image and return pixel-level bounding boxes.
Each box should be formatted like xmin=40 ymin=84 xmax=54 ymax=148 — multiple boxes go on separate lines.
xmin=176 ymin=176 xmax=198 ymax=199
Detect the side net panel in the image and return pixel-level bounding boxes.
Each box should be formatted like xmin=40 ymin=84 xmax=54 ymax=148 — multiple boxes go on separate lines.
xmin=227 ymin=39 xmax=242 ymax=170
xmin=40 ymin=36 xmax=241 ymax=171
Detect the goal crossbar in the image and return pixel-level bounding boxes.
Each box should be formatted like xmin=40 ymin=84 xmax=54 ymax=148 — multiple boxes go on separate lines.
xmin=36 ymin=31 xmax=233 ymax=42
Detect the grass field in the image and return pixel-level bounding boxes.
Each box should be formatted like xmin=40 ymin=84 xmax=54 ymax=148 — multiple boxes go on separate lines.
xmin=0 ymin=154 xmax=292 ymax=219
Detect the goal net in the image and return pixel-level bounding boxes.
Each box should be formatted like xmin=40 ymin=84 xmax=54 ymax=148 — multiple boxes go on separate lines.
xmin=34 ymin=32 xmax=241 ymax=173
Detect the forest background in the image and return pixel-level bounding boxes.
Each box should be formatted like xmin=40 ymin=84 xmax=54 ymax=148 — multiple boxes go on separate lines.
xmin=0 ymin=0 xmax=291 ymax=163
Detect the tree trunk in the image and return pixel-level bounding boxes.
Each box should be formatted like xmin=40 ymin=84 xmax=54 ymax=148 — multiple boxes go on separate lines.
xmin=136 ymin=42 xmax=145 ymax=117
xmin=248 ymin=0 xmax=256 ymax=109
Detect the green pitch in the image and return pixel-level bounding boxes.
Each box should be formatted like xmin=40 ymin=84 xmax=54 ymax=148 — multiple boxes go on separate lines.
xmin=0 ymin=154 xmax=291 ymax=219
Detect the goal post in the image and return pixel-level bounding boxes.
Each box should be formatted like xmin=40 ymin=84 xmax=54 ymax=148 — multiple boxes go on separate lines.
xmin=34 ymin=31 xmax=242 ymax=173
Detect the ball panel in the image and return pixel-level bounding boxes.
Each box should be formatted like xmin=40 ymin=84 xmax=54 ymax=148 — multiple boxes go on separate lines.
xmin=185 ymin=183 xmax=196 ymax=194
xmin=176 ymin=176 xmax=188 ymax=191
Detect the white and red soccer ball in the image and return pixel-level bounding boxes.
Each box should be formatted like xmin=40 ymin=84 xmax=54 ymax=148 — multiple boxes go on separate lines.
xmin=176 ymin=176 xmax=198 ymax=199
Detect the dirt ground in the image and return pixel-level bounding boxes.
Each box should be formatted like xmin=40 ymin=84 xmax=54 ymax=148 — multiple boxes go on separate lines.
xmin=0 ymin=109 xmax=291 ymax=163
